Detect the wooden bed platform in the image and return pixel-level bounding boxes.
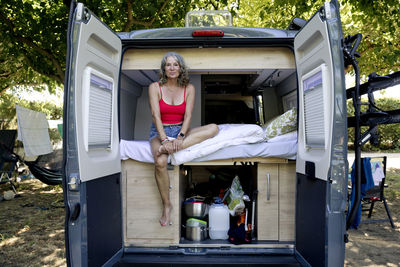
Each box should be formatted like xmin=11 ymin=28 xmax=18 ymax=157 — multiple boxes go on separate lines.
xmin=121 ymin=157 xmax=296 ymax=247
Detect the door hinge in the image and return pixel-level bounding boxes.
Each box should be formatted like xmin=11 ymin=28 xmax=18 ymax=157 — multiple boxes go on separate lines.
xmin=75 ymin=3 xmax=90 ymax=23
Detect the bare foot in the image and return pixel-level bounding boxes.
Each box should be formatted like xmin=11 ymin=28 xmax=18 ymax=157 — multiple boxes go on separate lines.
xmin=159 ymin=204 xmax=172 ymax=227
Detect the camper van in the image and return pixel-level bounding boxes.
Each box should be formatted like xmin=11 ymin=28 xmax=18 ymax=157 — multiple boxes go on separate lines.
xmin=64 ymin=1 xmax=350 ymax=266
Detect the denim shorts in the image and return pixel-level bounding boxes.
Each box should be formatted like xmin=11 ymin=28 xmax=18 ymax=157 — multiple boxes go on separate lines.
xmin=149 ymin=123 xmax=182 ymax=141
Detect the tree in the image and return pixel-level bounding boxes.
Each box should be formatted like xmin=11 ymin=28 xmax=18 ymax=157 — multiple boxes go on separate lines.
xmin=232 ymin=0 xmax=400 ymax=78
xmin=342 ymin=0 xmax=400 ymax=75
xmin=0 ymin=0 xmax=398 ymax=95
xmin=0 ymin=0 xmax=206 ymax=94
xmin=0 ymin=1 xmax=68 ymax=93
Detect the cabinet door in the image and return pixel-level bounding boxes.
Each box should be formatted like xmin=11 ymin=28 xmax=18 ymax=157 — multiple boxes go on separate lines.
xmin=279 ymin=163 xmax=296 ymax=241
xmin=123 ymin=161 xmax=179 ymax=245
xmin=257 ymin=163 xmax=279 ymax=240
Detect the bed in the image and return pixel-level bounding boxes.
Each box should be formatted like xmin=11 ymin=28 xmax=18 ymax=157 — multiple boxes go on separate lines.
xmin=120 ymin=123 xmax=297 ymax=165
xmin=120 ymin=122 xmax=298 ymax=246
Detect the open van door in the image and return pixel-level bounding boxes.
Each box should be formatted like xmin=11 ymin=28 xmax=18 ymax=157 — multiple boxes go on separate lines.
xmin=294 ymin=1 xmax=348 ymax=266
xmin=64 ymin=2 xmax=122 ymax=266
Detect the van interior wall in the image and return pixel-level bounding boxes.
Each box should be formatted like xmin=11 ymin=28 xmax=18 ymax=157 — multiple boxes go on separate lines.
xmin=277 ymin=72 xmax=298 ymax=111
xmin=278 ymin=72 xmax=297 ymax=97
xmin=120 ymin=74 xmax=142 ymax=140
xmin=262 ymin=72 xmax=298 ymax=122
xmin=262 ymin=87 xmax=281 ymax=122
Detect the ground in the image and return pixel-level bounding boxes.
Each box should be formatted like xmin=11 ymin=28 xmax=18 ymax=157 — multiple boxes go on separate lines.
xmin=0 ymin=169 xmax=399 ymax=267
xmin=0 ymin=180 xmax=65 ymax=267
xmin=345 ymin=167 xmax=400 ymax=267
xmin=346 ymin=207 xmax=400 ymax=267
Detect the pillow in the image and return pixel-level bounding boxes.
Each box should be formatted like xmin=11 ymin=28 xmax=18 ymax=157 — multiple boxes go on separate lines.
xmin=263 ymin=108 xmax=297 ymax=140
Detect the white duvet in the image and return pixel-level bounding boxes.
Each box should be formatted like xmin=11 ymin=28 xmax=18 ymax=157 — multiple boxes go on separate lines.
xmin=171 ymin=124 xmax=265 ymax=165
xmin=120 ymin=124 xmax=297 ymax=165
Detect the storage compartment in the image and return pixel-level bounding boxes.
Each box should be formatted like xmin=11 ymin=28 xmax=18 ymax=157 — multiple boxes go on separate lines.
xmin=121 ymin=158 xmax=296 ymax=248
xmin=180 ymin=164 xmax=257 ymax=244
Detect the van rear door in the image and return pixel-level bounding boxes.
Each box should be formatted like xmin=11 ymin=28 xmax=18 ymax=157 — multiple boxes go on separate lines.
xmin=64 ymin=2 xmax=122 ymax=266
xmin=294 ymin=1 xmax=348 ymax=266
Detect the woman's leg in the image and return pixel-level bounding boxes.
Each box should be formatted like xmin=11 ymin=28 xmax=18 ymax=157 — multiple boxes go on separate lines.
xmin=150 ymin=138 xmax=172 ymax=226
xmin=149 ymin=124 xmax=218 ymax=225
xmin=181 ymin=123 xmax=219 ymax=149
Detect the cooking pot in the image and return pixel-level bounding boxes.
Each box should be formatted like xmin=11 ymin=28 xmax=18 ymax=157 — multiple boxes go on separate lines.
xmin=185 ymin=219 xmax=208 ymax=241
xmin=184 ymin=200 xmax=208 ymax=219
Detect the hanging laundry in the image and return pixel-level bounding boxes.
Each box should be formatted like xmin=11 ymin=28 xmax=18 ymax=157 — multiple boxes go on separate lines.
xmin=16 ymin=105 xmax=53 ymax=157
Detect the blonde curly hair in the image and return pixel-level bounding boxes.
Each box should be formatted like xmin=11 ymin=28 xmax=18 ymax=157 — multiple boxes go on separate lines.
xmin=159 ymin=52 xmax=189 ymax=87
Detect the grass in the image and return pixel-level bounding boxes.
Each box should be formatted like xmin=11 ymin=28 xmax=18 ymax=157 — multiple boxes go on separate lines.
xmin=386 ymin=168 xmax=400 ymax=200
xmin=0 ymin=179 xmax=66 ymax=267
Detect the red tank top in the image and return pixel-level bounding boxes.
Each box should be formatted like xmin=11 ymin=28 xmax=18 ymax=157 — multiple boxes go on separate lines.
xmin=159 ymin=83 xmax=186 ymax=124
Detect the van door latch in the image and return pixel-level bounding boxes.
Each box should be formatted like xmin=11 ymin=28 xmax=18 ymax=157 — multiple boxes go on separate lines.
xmin=68 ymin=174 xmax=80 ymax=191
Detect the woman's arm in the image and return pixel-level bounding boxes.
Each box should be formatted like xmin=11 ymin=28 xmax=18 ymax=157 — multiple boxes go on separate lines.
xmin=148 ymin=82 xmax=167 ymax=141
xmin=180 ymin=83 xmax=195 ymax=136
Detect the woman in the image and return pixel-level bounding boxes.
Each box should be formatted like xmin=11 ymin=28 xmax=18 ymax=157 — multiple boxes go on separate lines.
xmin=149 ymin=52 xmax=219 ymax=226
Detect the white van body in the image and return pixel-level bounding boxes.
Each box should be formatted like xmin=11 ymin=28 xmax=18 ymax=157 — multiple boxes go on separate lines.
xmin=63 ymin=1 xmax=348 ymax=266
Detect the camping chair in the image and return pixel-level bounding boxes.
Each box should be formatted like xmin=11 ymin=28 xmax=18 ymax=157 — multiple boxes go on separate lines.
xmin=361 ymin=156 xmax=395 ymax=228
xmin=0 ymin=130 xmax=18 ymax=193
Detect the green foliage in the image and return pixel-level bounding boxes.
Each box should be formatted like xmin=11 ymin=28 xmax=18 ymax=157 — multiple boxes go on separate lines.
xmin=234 ymin=0 xmax=324 ymax=29
xmin=341 ymin=0 xmax=400 ymax=77
xmin=347 ymin=97 xmax=400 ymax=151
xmin=0 ymin=0 xmax=217 ymax=94
xmin=0 ymin=0 xmax=69 ymax=92
xmin=232 ymin=0 xmax=400 ymax=80
xmin=0 ymin=0 xmax=399 ymax=96
xmin=385 ymin=168 xmax=400 ymax=200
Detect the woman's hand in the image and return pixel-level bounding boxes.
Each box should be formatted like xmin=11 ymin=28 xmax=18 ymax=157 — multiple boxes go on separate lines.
xmin=162 ymin=141 xmax=175 ymax=154
xmin=171 ymin=139 xmax=183 ymax=152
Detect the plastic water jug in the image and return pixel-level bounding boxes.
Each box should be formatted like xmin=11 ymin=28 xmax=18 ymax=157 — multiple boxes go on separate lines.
xmin=209 ymin=203 xmax=230 ymax=240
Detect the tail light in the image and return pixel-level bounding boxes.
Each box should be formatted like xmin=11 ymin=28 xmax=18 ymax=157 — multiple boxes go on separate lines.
xmin=192 ymin=30 xmax=224 ymax=37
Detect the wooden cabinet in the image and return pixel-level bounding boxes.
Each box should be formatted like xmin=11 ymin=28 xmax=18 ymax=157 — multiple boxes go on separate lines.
xmin=122 ymin=160 xmax=180 ymax=246
xmin=121 ymin=158 xmax=296 ymax=246
xmin=257 ymin=162 xmax=296 ymax=241
xmin=279 ymin=163 xmax=296 ymax=241
xmin=257 ymin=163 xmax=279 ymax=240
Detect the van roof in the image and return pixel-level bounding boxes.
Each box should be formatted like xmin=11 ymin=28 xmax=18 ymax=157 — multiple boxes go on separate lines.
xmin=118 ymin=26 xmax=297 ymax=40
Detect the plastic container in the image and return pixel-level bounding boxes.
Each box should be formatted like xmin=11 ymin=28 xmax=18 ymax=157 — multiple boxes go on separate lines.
xmin=208 ymin=203 xmax=230 ymax=240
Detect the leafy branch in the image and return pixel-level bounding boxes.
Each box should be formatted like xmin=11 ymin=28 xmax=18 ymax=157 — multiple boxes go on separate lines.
xmin=0 ymin=10 xmax=64 ymax=84
xmin=124 ymin=0 xmax=170 ymax=31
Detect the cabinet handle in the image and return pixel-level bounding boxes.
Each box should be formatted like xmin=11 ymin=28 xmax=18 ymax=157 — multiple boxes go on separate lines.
xmin=266 ymin=173 xmax=270 ymax=201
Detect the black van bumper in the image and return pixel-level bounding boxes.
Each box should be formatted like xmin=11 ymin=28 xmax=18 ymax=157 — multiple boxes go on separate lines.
xmin=114 ymin=247 xmax=304 ymax=266
xmin=116 ymin=254 xmax=301 ymax=266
